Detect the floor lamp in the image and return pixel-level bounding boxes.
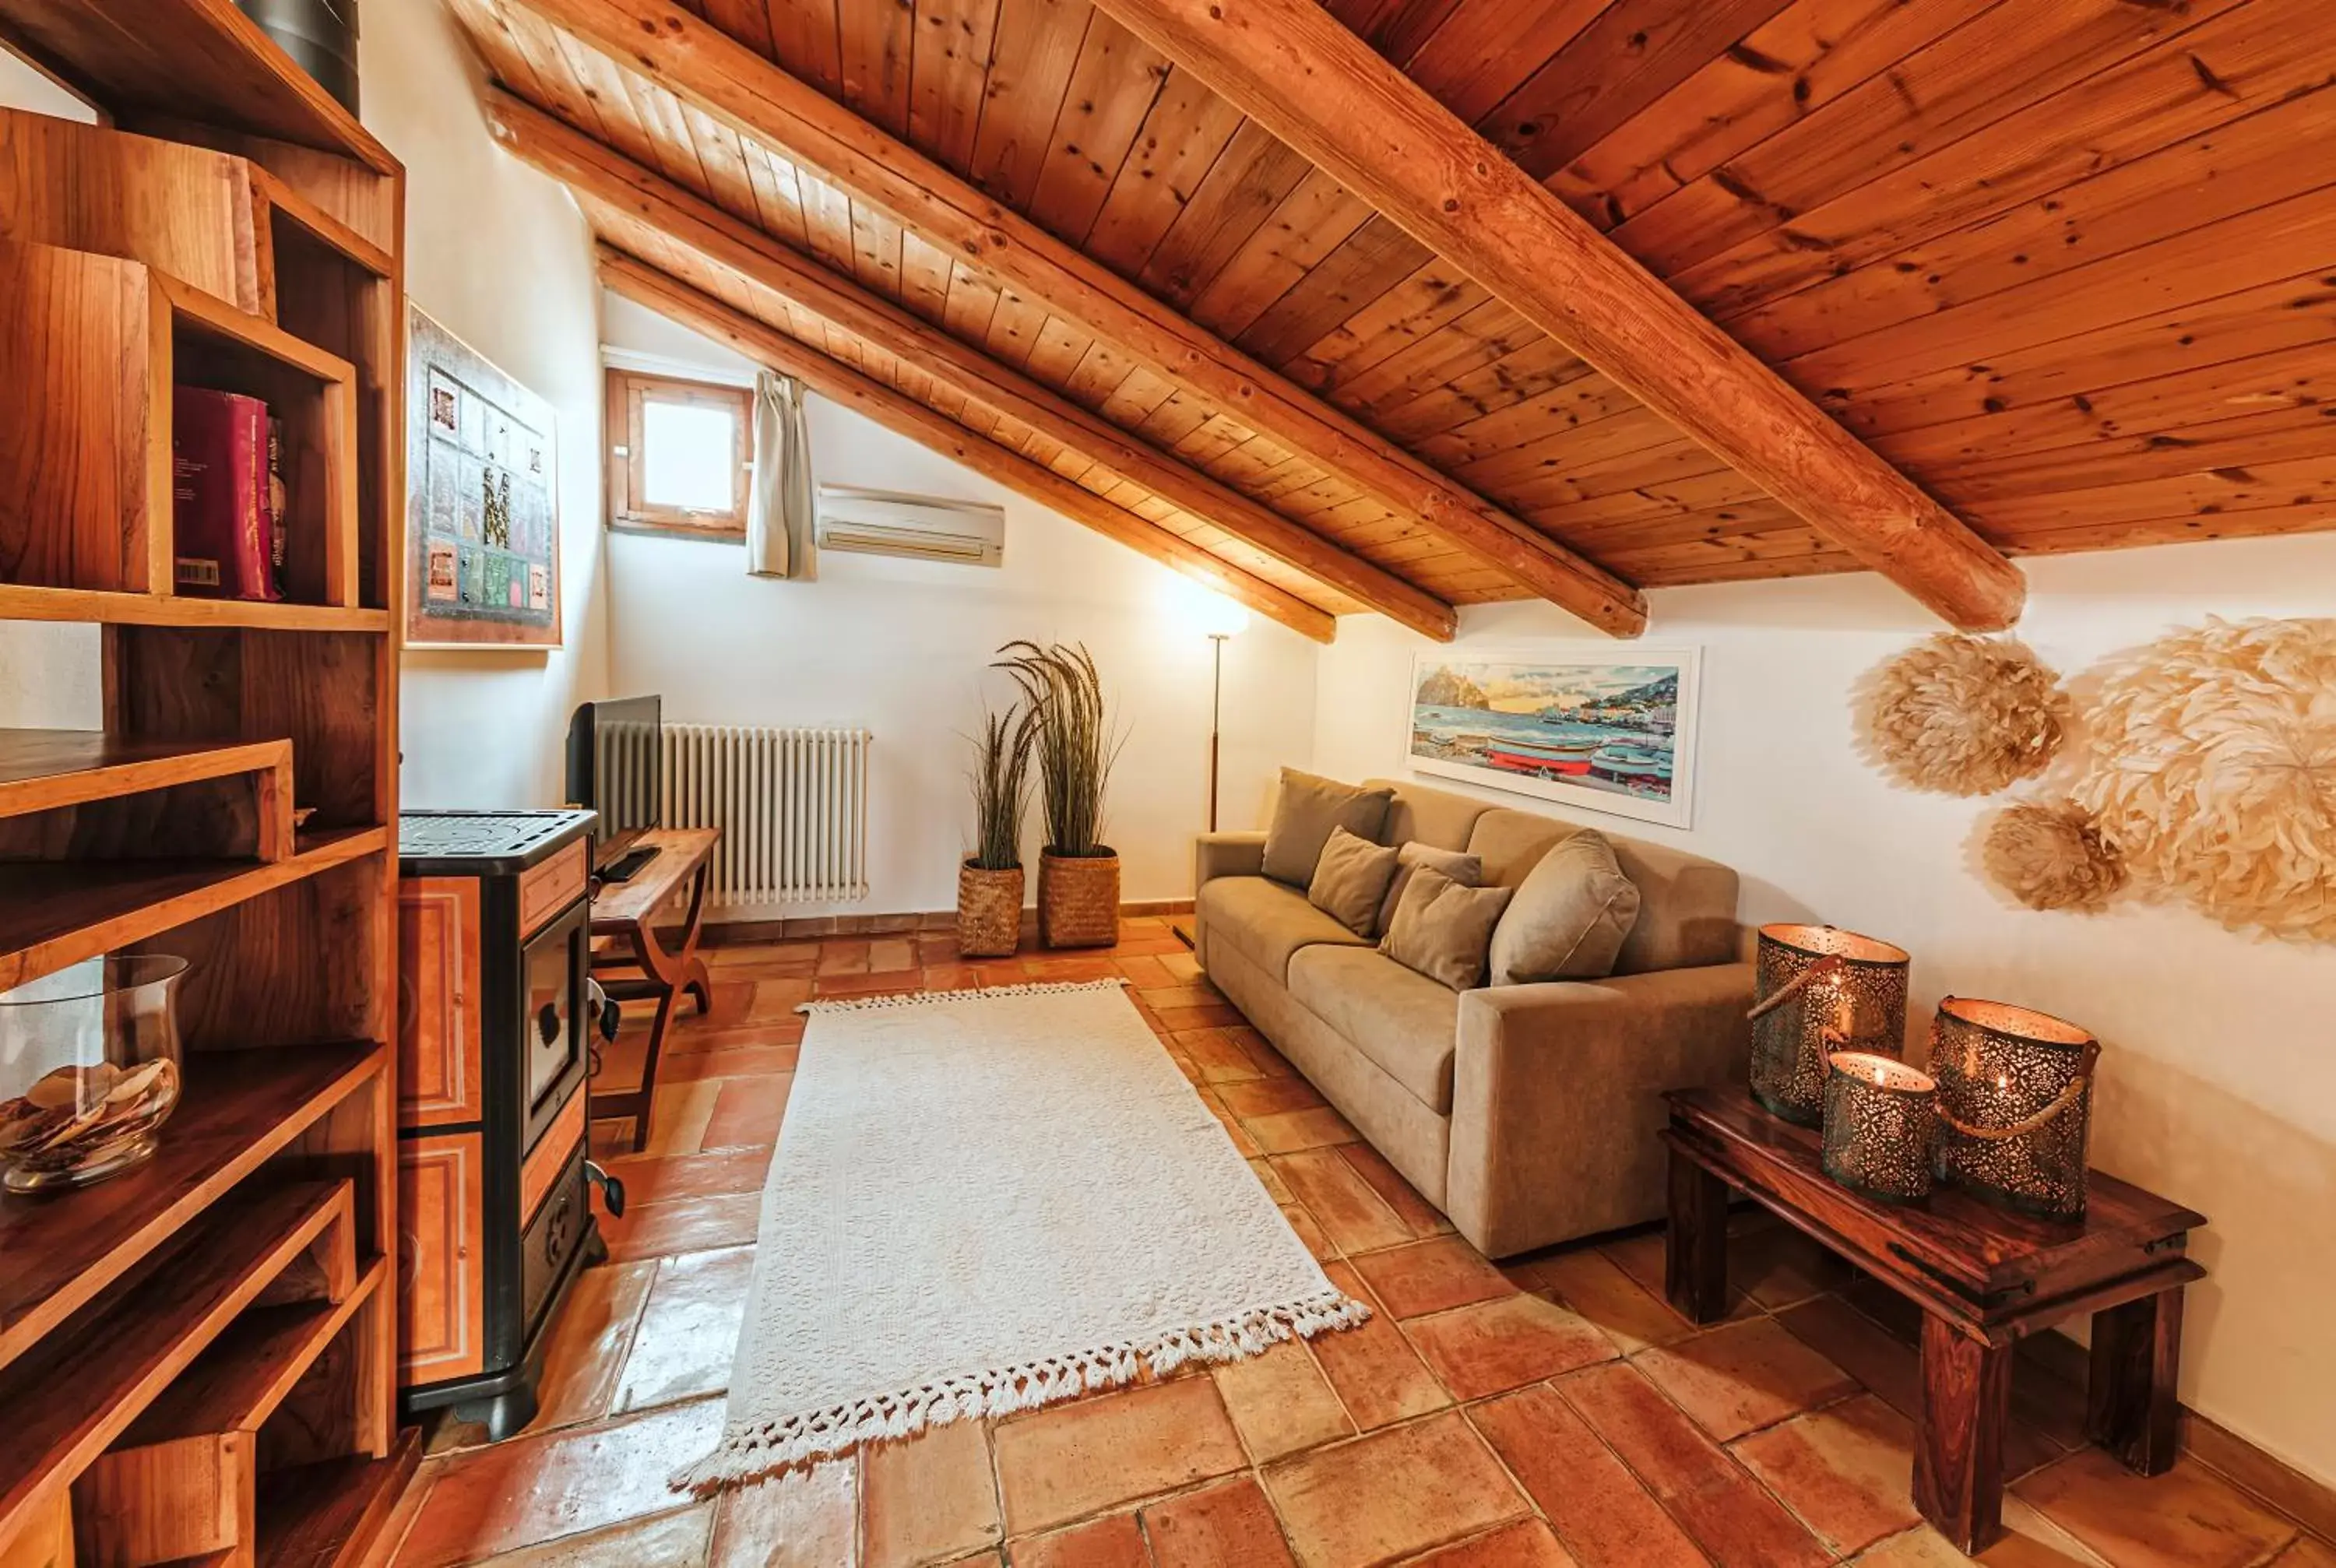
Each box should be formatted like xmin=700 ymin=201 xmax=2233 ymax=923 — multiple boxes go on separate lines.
xmin=1206 ymin=630 xmax=1230 ymax=832
xmin=1177 ymin=606 xmax=1248 ymax=949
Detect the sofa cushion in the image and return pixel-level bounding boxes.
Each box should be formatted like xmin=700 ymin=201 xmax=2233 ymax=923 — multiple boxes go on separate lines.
xmin=1263 ymin=769 xmax=1394 ymax=887
xmin=1380 ymin=865 xmax=1515 ymax=991
xmin=1466 ymin=808 xmax=1740 ymax=974
xmin=1308 ymin=827 xmax=1401 ymax=937
xmin=1197 ymin=874 xmax=1371 ymax=982
xmin=1377 ymin=842 xmax=1483 ymax=938
xmin=1286 ymin=944 xmax=1461 ymax=1113
xmin=1490 ymin=829 xmax=1641 ymax=985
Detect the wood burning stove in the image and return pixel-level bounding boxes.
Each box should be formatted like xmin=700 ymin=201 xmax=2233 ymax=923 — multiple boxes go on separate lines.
xmin=396 ymin=809 xmax=600 ymax=1438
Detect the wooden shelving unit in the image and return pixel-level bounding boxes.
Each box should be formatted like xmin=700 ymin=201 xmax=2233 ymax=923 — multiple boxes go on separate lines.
xmin=0 ymin=5 xmax=416 ymax=1563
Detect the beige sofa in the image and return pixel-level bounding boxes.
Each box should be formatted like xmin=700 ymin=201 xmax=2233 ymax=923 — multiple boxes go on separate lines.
xmin=1194 ymin=777 xmax=1753 ymax=1259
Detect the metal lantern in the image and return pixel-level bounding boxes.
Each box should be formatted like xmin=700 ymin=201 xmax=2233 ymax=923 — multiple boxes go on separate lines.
xmin=1747 ymin=925 xmax=1911 ymax=1127
xmin=1930 ymin=997 xmax=2099 ymax=1218
xmin=1822 ymin=1051 xmax=1937 ymax=1204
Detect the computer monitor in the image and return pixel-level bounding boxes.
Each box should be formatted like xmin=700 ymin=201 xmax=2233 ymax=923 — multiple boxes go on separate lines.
xmin=565 ymin=694 xmax=661 ymax=872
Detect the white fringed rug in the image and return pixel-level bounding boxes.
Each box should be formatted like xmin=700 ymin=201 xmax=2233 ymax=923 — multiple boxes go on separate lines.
xmin=674 ymin=978 xmax=1368 ymax=1495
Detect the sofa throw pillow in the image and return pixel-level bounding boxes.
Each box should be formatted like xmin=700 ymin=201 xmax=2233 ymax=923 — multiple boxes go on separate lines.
xmin=1488 ymin=829 xmax=1642 ymax=986
xmin=1379 ymin=863 xmax=1515 ymax=991
xmin=1307 ymin=826 xmax=1402 ymax=937
xmin=1375 ymin=842 xmax=1484 ymax=938
xmin=1261 ymin=768 xmax=1394 ymax=888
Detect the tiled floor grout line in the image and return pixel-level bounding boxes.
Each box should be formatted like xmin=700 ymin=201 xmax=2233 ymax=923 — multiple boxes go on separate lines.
xmin=1451 ymin=1394 xmax=1590 ymax=1562
xmin=1564 ymin=1348 xmax=1846 ymax=1563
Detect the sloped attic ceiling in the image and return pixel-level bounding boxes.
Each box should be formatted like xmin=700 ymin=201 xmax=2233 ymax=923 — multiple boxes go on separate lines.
xmin=448 ymin=0 xmax=2336 ymax=639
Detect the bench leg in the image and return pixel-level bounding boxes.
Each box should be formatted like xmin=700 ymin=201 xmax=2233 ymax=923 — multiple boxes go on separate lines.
xmin=1664 ymin=1145 xmax=1731 ymax=1324
xmin=1915 ymin=1314 xmax=2012 ymax=1554
xmin=2088 ymin=1287 xmax=2183 ymax=1475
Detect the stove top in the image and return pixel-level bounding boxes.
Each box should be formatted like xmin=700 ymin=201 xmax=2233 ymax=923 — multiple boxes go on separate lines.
xmin=399 ymin=809 xmax=596 ymax=874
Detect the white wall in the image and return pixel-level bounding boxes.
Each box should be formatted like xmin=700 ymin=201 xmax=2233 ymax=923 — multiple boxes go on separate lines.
xmin=1312 ymin=533 xmax=2336 ymax=1488
xmin=600 ymin=294 xmax=1319 ymax=916
xmin=364 ymin=3 xmax=609 ymax=807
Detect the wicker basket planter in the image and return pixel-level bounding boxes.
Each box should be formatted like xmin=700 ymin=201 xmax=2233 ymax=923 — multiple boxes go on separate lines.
xmin=1038 ymin=848 xmax=1120 ymax=948
xmin=956 ymin=861 xmax=1024 ymax=958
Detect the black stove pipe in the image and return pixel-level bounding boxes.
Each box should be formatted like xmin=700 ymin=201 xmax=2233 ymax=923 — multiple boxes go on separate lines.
xmin=236 ymin=0 xmax=359 ymax=116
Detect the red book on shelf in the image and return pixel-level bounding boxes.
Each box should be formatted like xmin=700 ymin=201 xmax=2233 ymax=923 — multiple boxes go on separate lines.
xmin=172 ymin=388 xmax=282 ymax=601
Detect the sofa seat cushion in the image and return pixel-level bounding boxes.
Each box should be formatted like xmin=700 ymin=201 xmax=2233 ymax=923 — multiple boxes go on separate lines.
xmin=1286 ymin=945 xmax=1461 ymax=1113
xmin=1198 ymin=874 xmax=1371 ymax=982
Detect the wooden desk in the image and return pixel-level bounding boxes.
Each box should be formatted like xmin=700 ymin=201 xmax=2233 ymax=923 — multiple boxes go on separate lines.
xmin=589 ymin=828 xmax=717 ymax=1152
xmin=1662 ymin=1085 xmax=2206 ymax=1554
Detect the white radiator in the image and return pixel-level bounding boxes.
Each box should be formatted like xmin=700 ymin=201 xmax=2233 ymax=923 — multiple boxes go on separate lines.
xmin=661 ymin=724 xmax=872 ymax=906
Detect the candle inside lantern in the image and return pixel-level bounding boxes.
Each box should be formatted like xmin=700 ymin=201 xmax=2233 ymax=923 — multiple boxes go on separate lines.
xmin=1821 ymin=1050 xmax=1937 ymax=1204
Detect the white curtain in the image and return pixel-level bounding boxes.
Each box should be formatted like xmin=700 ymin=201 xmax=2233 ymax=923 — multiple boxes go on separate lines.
xmin=746 ymin=370 xmax=814 ymax=578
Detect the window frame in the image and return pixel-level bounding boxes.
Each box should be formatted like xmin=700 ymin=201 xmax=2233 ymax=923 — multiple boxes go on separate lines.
xmin=605 ymin=368 xmax=755 ymax=538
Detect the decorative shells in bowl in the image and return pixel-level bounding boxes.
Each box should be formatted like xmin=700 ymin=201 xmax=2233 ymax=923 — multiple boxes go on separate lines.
xmin=0 ymin=954 xmax=189 ymax=1193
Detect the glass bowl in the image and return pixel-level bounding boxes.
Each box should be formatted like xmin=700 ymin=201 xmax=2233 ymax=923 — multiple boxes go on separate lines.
xmin=0 ymin=954 xmax=188 ymax=1193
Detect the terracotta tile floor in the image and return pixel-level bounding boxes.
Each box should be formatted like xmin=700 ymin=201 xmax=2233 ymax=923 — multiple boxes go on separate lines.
xmin=380 ymin=923 xmax=2328 ymax=1568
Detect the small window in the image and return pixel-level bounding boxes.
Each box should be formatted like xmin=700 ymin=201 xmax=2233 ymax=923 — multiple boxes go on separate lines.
xmin=607 ymin=370 xmax=753 ymax=536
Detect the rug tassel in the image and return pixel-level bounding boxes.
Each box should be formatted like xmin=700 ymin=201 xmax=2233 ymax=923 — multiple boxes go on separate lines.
xmin=670 ymin=1289 xmax=1371 ymax=1496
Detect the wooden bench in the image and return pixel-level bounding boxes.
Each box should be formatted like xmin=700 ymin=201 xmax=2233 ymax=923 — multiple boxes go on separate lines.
xmin=587 ymin=828 xmax=717 ymax=1153
xmin=1663 ymin=1083 xmax=2205 ymax=1554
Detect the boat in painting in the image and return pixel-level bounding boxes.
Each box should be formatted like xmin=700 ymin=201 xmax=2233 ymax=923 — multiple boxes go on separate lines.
xmin=1484 ymin=737 xmax=1601 ymax=778
xmin=1589 ymin=745 xmax=1674 ymax=787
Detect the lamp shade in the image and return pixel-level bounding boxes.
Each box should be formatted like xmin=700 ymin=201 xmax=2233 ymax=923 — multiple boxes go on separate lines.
xmin=1164 ymin=574 xmax=1251 ymax=640
xmin=1747 ymin=924 xmax=1911 ymax=1127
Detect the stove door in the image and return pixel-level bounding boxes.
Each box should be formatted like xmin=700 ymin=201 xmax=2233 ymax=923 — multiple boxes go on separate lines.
xmin=519 ymin=897 xmax=589 ymax=1152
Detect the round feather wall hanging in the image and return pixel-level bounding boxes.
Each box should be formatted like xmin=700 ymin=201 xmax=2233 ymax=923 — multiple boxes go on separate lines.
xmin=1860 ymin=634 xmax=2070 ymax=796
xmin=1980 ymin=798 xmax=2128 ymax=914
xmin=2071 ymin=617 xmax=2336 ymax=944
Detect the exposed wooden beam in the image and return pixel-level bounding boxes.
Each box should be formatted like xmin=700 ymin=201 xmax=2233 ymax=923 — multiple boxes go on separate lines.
xmin=490 ymin=0 xmax=1647 ymax=635
xmin=490 ymin=94 xmax=1455 ymax=641
xmin=1085 ymin=0 xmax=2029 ymax=632
xmin=597 ymin=254 xmax=1339 ymax=644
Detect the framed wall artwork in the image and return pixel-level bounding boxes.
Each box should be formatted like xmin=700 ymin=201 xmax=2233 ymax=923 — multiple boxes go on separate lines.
xmin=1405 ymin=645 xmax=1701 ymax=829
xmin=404 ymin=302 xmax=561 ymax=649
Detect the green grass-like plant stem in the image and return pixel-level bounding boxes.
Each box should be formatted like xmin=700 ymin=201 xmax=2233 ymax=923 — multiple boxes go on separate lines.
xmin=969 ymin=704 xmax=1036 ymax=871
xmin=994 ymin=640 xmax=1124 ymax=858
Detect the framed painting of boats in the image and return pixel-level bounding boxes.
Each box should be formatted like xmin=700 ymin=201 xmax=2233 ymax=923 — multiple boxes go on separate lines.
xmin=1406 ymin=646 xmax=1701 ymax=829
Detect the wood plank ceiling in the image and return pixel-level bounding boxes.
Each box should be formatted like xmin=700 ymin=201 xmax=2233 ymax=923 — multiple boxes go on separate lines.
xmin=448 ymin=0 xmax=2336 ymax=637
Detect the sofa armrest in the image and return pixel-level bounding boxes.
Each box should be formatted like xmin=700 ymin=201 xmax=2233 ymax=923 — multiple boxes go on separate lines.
xmin=1195 ymin=831 xmax=1267 ymax=888
xmin=1446 ymin=962 xmax=1755 ymax=1256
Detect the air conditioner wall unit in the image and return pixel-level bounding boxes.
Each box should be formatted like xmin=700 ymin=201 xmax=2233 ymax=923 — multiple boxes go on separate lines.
xmin=815 ymin=484 xmax=1005 ymax=567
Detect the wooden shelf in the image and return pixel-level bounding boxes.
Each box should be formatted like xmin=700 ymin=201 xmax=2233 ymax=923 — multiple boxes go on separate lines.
xmin=0 ymin=731 xmax=294 ymax=865
xmin=253 ymin=1431 xmax=424 ymax=1568
xmin=0 ymin=583 xmax=391 ymax=633
xmin=118 ymin=1256 xmax=385 ymax=1450
xmin=253 ymin=166 xmax=395 ymax=280
xmin=0 ymin=1178 xmax=357 ymax=1555
xmin=0 ymin=0 xmax=394 ymax=174
xmin=0 ymin=1041 xmax=385 ymax=1372
xmin=0 ymin=826 xmax=386 ymax=993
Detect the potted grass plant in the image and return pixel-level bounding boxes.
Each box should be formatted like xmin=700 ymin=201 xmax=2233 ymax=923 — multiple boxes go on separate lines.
xmin=958 ymin=705 xmax=1036 ymax=958
xmin=996 ymin=641 xmax=1125 ymax=948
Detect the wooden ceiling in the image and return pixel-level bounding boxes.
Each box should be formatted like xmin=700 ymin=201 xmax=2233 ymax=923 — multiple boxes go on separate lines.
xmin=447 ymin=0 xmax=2336 ymax=640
